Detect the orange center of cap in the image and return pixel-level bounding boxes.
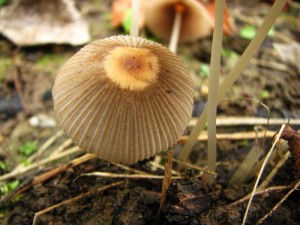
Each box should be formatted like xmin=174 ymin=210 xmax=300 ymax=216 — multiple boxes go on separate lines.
xmin=174 ymin=3 xmax=186 ymax=13
xmin=103 ymin=47 xmax=159 ymax=91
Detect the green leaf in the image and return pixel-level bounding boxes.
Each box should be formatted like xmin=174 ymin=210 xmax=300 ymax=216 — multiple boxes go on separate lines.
xmin=221 ymin=48 xmax=239 ymax=59
xmin=267 ymin=26 xmax=275 ymax=37
xmin=19 ymin=141 xmax=38 ymax=156
xmin=0 ymin=0 xmax=7 ymax=9
xmin=0 ymin=161 xmax=7 ymax=170
xmin=122 ymin=9 xmax=132 ymax=34
xmin=240 ymin=25 xmax=275 ymax=40
xmin=0 ymin=180 xmax=20 ymax=197
xmin=199 ymin=63 xmax=210 ymax=78
xmin=260 ymin=90 xmax=270 ymax=99
xmin=0 ymin=58 xmax=12 ymax=83
xmin=240 ymin=25 xmax=257 ymax=40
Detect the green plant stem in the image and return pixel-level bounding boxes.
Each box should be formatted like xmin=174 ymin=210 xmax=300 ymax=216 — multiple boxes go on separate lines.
xmin=178 ymin=0 xmax=287 ymax=163
xmin=130 ymin=0 xmax=140 ymax=37
xmin=168 ymin=10 xmax=182 ymax=53
xmin=206 ymin=0 xmax=225 ymax=183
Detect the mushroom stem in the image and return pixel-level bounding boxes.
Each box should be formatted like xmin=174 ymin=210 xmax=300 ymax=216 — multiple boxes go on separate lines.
xmin=168 ymin=4 xmax=184 ymax=53
xmin=160 ymin=147 xmax=173 ymax=208
xmin=130 ymin=0 xmax=140 ymax=37
xmin=206 ymin=0 xmax=225 ymax=184
xmin=178 ymin=0 xmax=287 ymax=163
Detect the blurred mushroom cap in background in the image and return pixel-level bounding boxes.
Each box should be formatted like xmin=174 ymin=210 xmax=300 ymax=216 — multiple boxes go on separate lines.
xmin=145 ymin=0 xmax=213 ymax=43
xmin=0 ymin=0 xmax=90 ymax=46
xmin=52 ymin=35 xmax=194 ymax=164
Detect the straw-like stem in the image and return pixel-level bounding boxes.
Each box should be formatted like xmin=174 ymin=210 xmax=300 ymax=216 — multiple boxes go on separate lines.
xmin=178 ymin=0 xmax=287 ymax=162
xmin=168 ymin=10 xmax=182 ymax=53
xmin=130 ymin=0 xmax=140 ymax=37
xmin=206 ymin=0 xmax=225 ymax=183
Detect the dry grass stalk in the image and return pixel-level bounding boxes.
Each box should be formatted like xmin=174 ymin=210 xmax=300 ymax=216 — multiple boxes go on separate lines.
xmin=242 ymin=124 xmax=286 ymax=225
xmin=256 ymin=180 xmax=300 ymax=224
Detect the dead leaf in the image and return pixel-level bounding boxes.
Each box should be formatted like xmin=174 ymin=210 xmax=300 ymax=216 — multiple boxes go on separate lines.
xmin=0 ymin=0 xmax=90 ymax=46
xmin=274 ymin=43 xmax=300 ymax=74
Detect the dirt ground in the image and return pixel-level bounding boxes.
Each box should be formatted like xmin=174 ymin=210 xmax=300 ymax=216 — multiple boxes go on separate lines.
xmin=0 ymin=0 xmax=300 ymax=224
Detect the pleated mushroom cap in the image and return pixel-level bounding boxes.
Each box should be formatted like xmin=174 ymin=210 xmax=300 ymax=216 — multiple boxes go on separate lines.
xmin=145 ymin=0 xmax=213 ymax=42
xmin=52 ymin=35 xmax=194 ymax=164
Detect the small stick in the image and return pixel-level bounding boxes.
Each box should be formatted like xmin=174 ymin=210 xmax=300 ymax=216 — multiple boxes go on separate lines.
xmin=0 ymin=154 xmax=95 ymax=207
xmin=256 ymin=180 xmax=300 ymax=225
xmin=258 ymin=151 xmax=290 ymax=190
xmin=160 ymin=147 xmax=174 ymax=208
xmin=82 ymin=172 xmax=185 ymax=180
xmin=28 ymin=130 xmax=65 ymax=162
xmin=179 ymin=130 xmax=276 ymax=142
xmin=188 ymin=117 xmax=300 ymax=127
xmin=172 ymin=158 xmax=217 ymax=176
xmin=111 ymin=162 xmax=151 ymax=175
xmin=168 ymin=4 xmax=185 ymax=53
xmin=32 ymin=181 xmax=124 ymax=225
xmin=229 ymin=185 xmax=292 ymax=207
xmin=11 ymin=49 xmax=31 ymax=114
xmin=0 ymin=146 xmax=82 ymax=182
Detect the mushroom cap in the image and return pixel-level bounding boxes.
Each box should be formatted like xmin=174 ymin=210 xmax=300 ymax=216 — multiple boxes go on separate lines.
xmin=52 ymin=35 xmax=194 ymax=164
xmin=145 ymin=0 xmax=213 ymax=42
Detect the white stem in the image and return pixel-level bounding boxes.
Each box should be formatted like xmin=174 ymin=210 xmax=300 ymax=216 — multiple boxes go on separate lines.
xmin=168 ymin=10 xmax=182 ymax=53
xmin=178 ymin=0 xmax=287 ymax=163
xmin=207 ymin=0 xmax=225 ymax=183
xmin=130 ymin=0 xmax=140 ymax=37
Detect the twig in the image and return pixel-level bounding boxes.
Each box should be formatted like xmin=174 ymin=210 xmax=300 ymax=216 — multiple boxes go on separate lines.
xmin=32 ymin=181 xmax=124 ymax=225
xmin=0 ymin=147 xmax=82 ymax=183
xmin=81 ymin=172 xmax=186 ymax=180
xmin=188 ymin=117 xmax=300 ymax=127
xmin=28 ymin=130 xmax=65 ymax=162
xmin=229 ymin=185 xmax=292 ymax=207
xmin=13 ymin=131 xmax=65 ymax=173
xmin=258 ymin=150 xmax=290 ymax=190
xmin=50 ymin=138 xmax=73 ymax=155
xmin=242 ymin=124 xmax=286 ymax=225
xmin=179 ymin=130 xmax=276 ymax=142
xmin=0 ymin=154 xmax=95 ymax=207
xmin=148 ymin=161 xmax=181 ymax=176
xmin=12 ymin=52 xmax=30 ymax=114
xmin=172 ymin=158 xmax=217 ymax=176
xmin=255 ymin=180 xmax=300 ymax=225
xmin=111 ymin=162 xmax=150 ymax=175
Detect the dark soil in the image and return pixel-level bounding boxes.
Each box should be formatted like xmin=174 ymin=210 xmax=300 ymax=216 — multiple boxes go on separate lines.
xmin=0 ymin=0 xmax=300 ymax=224
xmin=3 ymin=156 xmax=300 ymax=225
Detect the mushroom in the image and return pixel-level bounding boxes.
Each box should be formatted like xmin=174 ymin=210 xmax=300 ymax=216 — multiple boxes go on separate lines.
xmin=52 ymin=35 xmax=194 ymax=164
xmin=145 ymin=0 xmax=213 ymax=52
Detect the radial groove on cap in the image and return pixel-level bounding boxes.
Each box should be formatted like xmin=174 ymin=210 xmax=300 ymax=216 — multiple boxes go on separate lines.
xmin=53 ymin=35 xmax=194 ymax=164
